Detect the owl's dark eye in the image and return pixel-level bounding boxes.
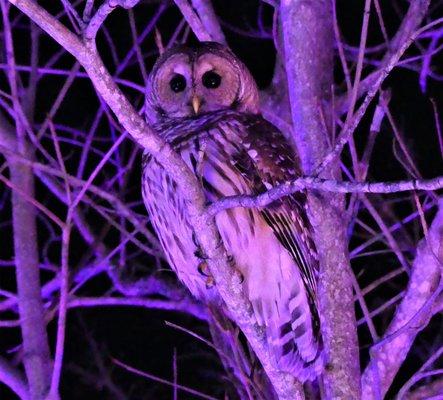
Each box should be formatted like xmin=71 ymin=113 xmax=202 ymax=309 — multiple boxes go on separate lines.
xmin=169 ymin=74 xmax=186 ymax=93
xmin=202 ymin=71 xmax=222 ymax=89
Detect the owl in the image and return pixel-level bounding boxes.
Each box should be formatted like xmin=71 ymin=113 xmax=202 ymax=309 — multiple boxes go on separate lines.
xmin=142 ymin=42 xmax=323 ymax=381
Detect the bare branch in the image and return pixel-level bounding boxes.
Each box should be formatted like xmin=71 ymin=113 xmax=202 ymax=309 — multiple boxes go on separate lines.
xmin=112 ymin=357 xmax=218 ymax=400
xmin=190 ymin=0 xmax=226 ymax=44
xmin=404 ymin=378 xmax=443 ymax=400
xmin=84 ymin=0 xmax=141 ymax=41
xmin=68 ymin=296 xmax=207 ymax=320
xmin=335 ymin=0 xmax=432 ymax=115
xmin=315 ymin=11 xmax=432 ymax=175
xmin=280 ymin=1 xmax=361 ymax=398
xmin=174 ymin=0 xmax=213 ymax=42
xmin=0 ymin=356 xmax=29 ymax=400
xmin=0 ymin=7 xmax=52 ymax=393
xmin=207 ymin=175 xmax=443 ymax=216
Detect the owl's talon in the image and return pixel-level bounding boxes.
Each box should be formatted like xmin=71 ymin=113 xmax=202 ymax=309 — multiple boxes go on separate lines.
xmin=205 ymin=276 xmax=215 ymax=288
xmin=198 ymin=261 xmax=214 ymax=288
xmin=198 ymin=261 xmax=210 ymax=276
xmin=194 ymin=248 xmax=208 ymax=260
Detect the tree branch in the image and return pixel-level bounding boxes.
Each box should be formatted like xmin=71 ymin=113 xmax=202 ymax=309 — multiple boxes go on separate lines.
xmin=207 ymin=175 xmax=443 ymax=216
xmin=84 ymin=0 xmax=141 ymax=41
xmin=189 ymin=0 xmax=226 ymax=44
xmin=173 ymin=0 xmax=213 ymax=41
xmin=0 ymin=28 xmax=52 ymax=394
xmin=404 ymin=378 xmax=443 ymax=400
xmin=280 ymin=1 xmax=361 ymax=398
xmin=0 ymin=356 xmax=29 ymax=400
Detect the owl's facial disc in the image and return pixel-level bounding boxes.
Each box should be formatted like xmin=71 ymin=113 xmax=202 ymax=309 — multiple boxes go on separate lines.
xmin=152 ymin=53 xmax=195 ymax=118
xmin=147 ymin=44 xmax=258 ymax=122
xmin=191 ymin=54 xmax=240 ymax=115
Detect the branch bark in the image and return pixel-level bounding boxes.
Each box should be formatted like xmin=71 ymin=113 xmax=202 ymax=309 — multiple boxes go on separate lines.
xmin=190 ymin=0 xmax=226 ymax=44
xmin=0 ymin=112 xmax=51 ymax=399
xmin=0 ymin=356 xmax=29 ymax=400
xmin=404 ymin=378 xmax=443 ymax=400
xmin=206 ymin=175 xmax=443 ymax=216
xmin=280 ymin=1 xmax=361 ymax=399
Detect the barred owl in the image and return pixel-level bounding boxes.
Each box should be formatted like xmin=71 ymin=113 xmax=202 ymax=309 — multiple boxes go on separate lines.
xmin=142 ymin=42 xmax=323 ymax=381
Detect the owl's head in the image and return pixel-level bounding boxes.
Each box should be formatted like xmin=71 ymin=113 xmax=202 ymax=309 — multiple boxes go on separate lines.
xmin=145 ymin=42 xmax=259 ymax=123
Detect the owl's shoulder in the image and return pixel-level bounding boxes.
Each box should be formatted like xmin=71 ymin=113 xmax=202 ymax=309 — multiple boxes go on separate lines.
xmin=226 ymin=113 xmax=302 ymax=181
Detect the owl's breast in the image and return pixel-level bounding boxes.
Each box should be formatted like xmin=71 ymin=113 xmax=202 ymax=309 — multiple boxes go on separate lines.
xmin=142 ymin=153 xmax=213 ymax=299
xmin=141 ymin=119 xmax=255 ymax=299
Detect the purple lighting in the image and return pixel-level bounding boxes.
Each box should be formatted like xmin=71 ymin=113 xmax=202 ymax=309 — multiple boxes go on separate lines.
xmin=0 ymin=0 xmax=442 ymax=399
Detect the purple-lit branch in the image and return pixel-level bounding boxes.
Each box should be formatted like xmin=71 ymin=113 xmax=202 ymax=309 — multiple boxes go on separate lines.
xmin=0 ymin=3 xmax=52 ymax=396
xmin=68 ymin=296 xmax=207 ymax=320
xmin=173 ymin=0 xmax=213 ymax=42
xmin=0 ymin=356 xmax=29 ymax=400
xmin=335 ymin=0 xmax=432 ymax=115
xmin=1 ymin=0 xmax=442 ymax=398
xmin=316 ymin=14 xmax=432 ymax=175
xmin=84 ymin=0 xmax=141 ymax=40
xmin=189 ymin=0 xmax=226 ymax=44
xmin=207 ymin=175 xmax=443 ymax=216
xmin=112 ymin=358 xmax=218 ymax=400
xmin=280 ymin=1 xmax=360 ymax=398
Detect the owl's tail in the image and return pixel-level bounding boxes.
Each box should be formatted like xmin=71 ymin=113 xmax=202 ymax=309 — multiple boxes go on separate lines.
xmin=258 ymin=284 xmax=325 ymax=382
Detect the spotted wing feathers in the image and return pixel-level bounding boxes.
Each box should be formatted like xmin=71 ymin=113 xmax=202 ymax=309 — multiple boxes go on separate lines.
xmin=231 ymin=116 xmax=323 ymax=379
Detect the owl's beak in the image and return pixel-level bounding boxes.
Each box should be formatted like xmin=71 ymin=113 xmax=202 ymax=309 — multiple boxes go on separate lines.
xmin=191 ymin=95 xmax=201 ymax=115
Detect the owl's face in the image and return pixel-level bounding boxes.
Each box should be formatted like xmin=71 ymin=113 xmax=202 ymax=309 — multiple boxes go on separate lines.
xmin=146 ymin=42 xmax=259 ymax=123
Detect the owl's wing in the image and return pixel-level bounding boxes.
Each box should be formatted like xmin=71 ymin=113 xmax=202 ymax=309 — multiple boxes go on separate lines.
xmin=235 ymin=116 xmax=319 ymax=310
xmin=224 ymin=115 xmax=322 ymax=376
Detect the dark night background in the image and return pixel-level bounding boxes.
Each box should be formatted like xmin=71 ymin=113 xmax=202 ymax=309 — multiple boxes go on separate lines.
xmin=1 ymin=0 xmax=442 ymax=399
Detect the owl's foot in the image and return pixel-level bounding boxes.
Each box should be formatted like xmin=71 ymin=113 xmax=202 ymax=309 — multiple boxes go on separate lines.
xmin=198 ymin=261 xmax=210 ymax=276
xmin=198 ymin=261 xmax=215 ymax=288
xmin=226 ymin=254 xmax=244 ymax=284
xmin=194 ymin=247 xmax=208 ymax=260
xmin=196 ymin=249 xmax=242 ymax=287
xmin=205 ymin=275 xmax=215 ymax=288
xmin=192 ymin=232 xmax=208 ymax=260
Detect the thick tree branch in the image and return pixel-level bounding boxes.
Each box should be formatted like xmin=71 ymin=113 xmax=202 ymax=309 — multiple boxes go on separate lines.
xmin=207 ymin=175 xmax=443 ymax=216
xmin=280 ymin=1 xmax=361 ymax=398
xmin=84 ymin=0 xmax=141 ymax=41
xmin=0 ymin=109 xmax=51 ymax=400
xmin=361 ymin=201 xmax=443 ymax=399
xmin=190 ymin=0 xmax=226 ymax=44
xmin=173 ymin=0 xmax=213 ymax=41
xmin=2 ymin=146 xmax=52 ymax=399
xmin=0 ymin=356 xmax=29 ymax=400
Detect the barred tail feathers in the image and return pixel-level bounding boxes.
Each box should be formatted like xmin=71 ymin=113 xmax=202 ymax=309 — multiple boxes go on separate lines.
xmin=251 ymin=279 xmax=324 ymax=382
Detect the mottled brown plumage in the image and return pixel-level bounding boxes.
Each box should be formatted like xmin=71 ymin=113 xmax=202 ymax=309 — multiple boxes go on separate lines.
xmin=142 ymin=43 xmax=323 ymax=381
